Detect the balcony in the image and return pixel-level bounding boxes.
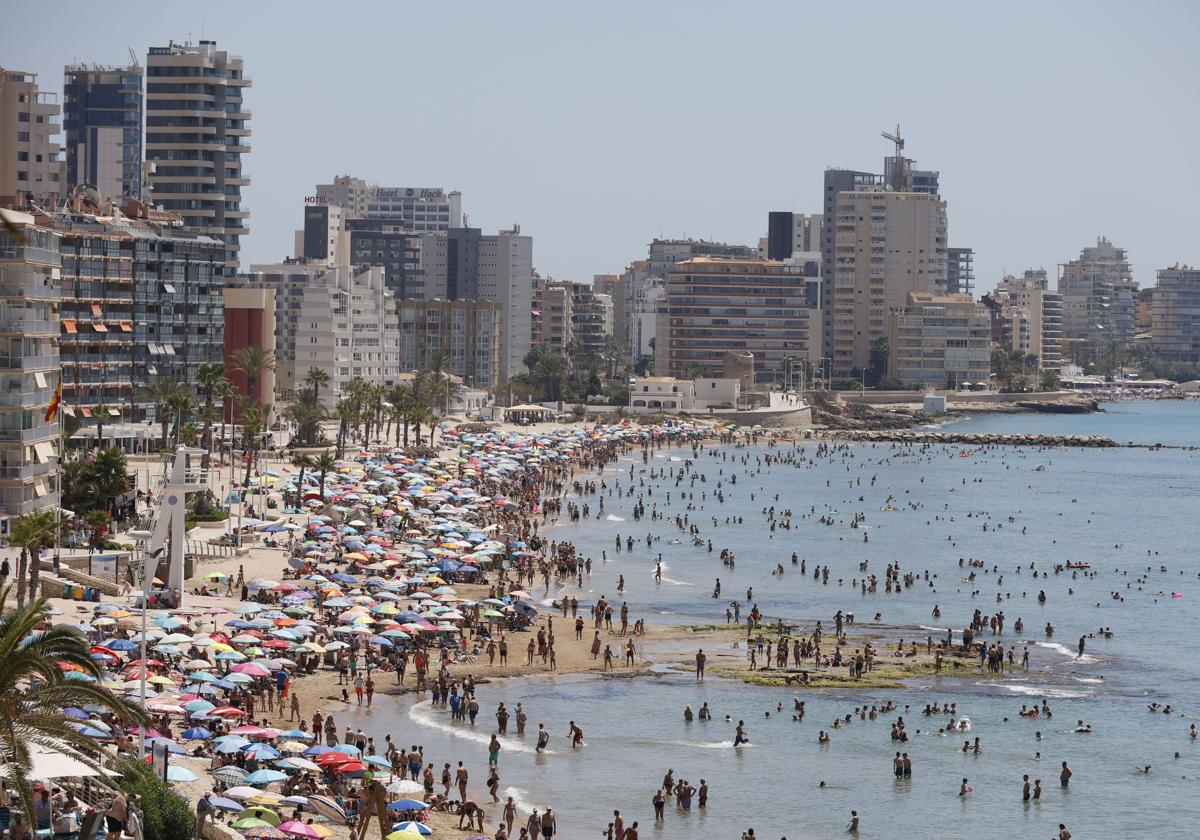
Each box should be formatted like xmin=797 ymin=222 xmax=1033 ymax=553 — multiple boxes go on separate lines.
xmin=0 ymin=387 xmax=55 ymax=407
xmin=0 ymin=354 xmax=58 ymax=370
xmin=0 ymin=427 xmax=57 ymax=444
xmin=0 ymin=319 xmax=57 ymax=335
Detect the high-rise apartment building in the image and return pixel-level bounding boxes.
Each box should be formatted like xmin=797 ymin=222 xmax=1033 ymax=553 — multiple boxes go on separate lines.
xmin=53 ymin=205 xmax=225 ymax=425
xmin=656 ymin=258 xmax=821 ymax=385
xmin=1151 ymin=266 xmax=1200 ymax=363
xmin=416 ymin=226 xmax=533 ymax=381
xmin=296 ymin=203 xmax=349 ymax=266
xmin=821 ymin=140 xmax=950 ymax=378
xmin=63 ymin=64 xmax=144 ymax=201
xmin=1058 ymin=237 xmax=1137 ymax=361
xmin=945 ymin=247 xmax=975 ymax=296
xmin=0 ymin=69 xmax=65 ymax=206
xmin=398 ymin=299 xmax=502 ymax=389
xmin=766 ymin=212 xmax=823 ymax=261
xmin=826 ymin=188 xmax=948 ymax=376
xmin=292 ymin=266 xmax=400 ymax=406
xmin=312 ymin=177 xmax=463 ymax=231
xmin=993 ymin=270 xmax=1063 ymax=370
xmin=0 ymin=209 xmax=62 ymax=535
xmin=887 ymin=292 xmax=992 ymax=388
xmin=647 ymin=239 xmax=756 ymax=280
xmin=145 ymin=40 xmax=250 ymax=273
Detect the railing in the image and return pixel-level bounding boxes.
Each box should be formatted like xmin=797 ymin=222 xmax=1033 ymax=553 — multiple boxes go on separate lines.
xmin=0 ymin=354 xmax=58 ymax=370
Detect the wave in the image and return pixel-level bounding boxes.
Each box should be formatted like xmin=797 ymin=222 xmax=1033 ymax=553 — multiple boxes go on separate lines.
xmin=502 ymin=785 xmax=544 ymax=816
xmin=605 ymin=514 xmax=626 ymax=522
xmin=408 ymin=701 xmax=545 ymax=754
xmin=1036 ymin=642 xmax=1099 ymax=663
xmin=999 ymin=683 xmax=1090 ymax=699
xmin=657 ymin=739 xmax=751 ymax=749
xmin=658 ymin=576 xmax=693 ymax=586
xmin=1072 ymin=677 xmax=1105 ymax=684
xmin=920 ymin=625 xmax=949 ymax=633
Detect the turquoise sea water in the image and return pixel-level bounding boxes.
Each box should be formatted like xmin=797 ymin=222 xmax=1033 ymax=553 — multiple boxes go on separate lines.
xmin=344 ymin=400 xmax=1200 ymax=839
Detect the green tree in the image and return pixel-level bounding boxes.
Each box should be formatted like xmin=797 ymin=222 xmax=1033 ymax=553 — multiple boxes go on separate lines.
xmin=285 ymin=392 xmax=327 ymax=447
xmin=91 ymin=403 xmax=111 ymax=451
xmin=1039 ymin=368 xmax=1061 ymax=391
xmin=165 ymin=389 xmax=195 ymax=448
xmin=0 ymin=586 xmax=145 ymax=824
xmin=9 ymin=512 xmax=55 ymax=609
xmin=113 ymin=757 xmax=194 ymax=840
xmin=314 ymin=452 xmax=337 ymax=500
xmin=90 ymin=448 xmax=131 ymax=512
xmin=290 ymin=454 xmax=314 ymax=507
xmin=228 ymin=345 xmax=277 ymax=424
xmin=83 ymin=509 xmax=111 ymax=551
xmin=195 ymin=362 xmax=226 ymax=465
xmin=866 ymin=337 xmax=889 ymax=387
xmin=303 ymin=366 xmax=331 ymax=406
xmin=334 ymin=397 xmax=356 ymax=458
xmin=140 ymin=377 xmax=183 ymax=448
xmin=215 ymin=378 xmax=237 ymax=456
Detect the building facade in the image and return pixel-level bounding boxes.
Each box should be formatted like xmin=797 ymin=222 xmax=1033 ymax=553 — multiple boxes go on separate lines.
xmin=826 ymin=189 xmax=948 ymax=376
xmin=145 ymin=40 xmax=250 ymax=273
xmin=887 ymin=292 xmax=992 ymax=388
xmin=647 ymin=238 xmax=756 ymax=280
xmin=993 ymin=270 xmax=1063 ymax=370
xmin=312 ymin=177 xmax=463 ymax=232
xmin=945 ymin=247 xmax=975 ymax=296
xmin=1151 ymin=266 xmax=1200 ymax=363
xmin=54 ymin=206 xmax=225 ymax=425
xmin=656 ymin=257 xmax=821 ymax=385
xmin=766 ymin=212 xmax=823 ymax=261
xmin=223 ymin=286 xmax=277 ymax=419
xmin=397 ymin=298 xmax=501 ymax=389
xmin=292 ymin=265 xmax=399 ymax=406
xmin=63 ymin=64 xmax=143 ymax=201
xmin=1058 ymin=237 xmax=1137 ymax=360
xmin=0 ymin=210 xmax=61 ymax=534
xmin=0 ymin=69 xmax=65 ymax=205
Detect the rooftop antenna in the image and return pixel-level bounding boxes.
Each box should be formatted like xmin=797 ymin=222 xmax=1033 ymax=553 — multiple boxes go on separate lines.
xmin=881 ymin=125 xmax=904 ymax=157
xmin=127 ymin=47 xmax=139 ymax=66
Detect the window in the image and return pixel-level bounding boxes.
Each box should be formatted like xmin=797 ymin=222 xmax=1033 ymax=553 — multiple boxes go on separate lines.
xmin=17 ymin=112 xmax=29 ymax=122
xmin=16 ymin=132 xmax=28 ymax=142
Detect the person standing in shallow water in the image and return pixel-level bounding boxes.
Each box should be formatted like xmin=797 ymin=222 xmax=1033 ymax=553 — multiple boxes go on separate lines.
xmin=695 ymin=649 xmax=706 ymax=681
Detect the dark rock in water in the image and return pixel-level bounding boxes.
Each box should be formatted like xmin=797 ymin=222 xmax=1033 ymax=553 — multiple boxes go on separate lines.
xmin=1017 ymin=397 xmax=1099 ymax=414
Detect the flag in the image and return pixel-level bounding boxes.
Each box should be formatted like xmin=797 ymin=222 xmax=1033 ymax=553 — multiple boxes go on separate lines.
xmin=44 ymin=378 xmax=61 ymax=422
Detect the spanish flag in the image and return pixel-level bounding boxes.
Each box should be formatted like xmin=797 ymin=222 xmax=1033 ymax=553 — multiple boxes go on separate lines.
xmin=44 ymin=378 xmax=61 ymax=422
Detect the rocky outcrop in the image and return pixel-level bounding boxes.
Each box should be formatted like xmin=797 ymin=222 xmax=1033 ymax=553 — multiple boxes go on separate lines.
xmin=830 ymin=430 xmax=1117 ymax=447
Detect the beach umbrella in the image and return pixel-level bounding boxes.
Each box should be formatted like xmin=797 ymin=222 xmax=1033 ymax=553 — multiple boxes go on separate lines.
xmin=239 ymin=827 xmax=288 ymax=840
xmin=242 ymin=743 xmax=281 ymax=760
xmin=385 ymin=830 xmax=424 ymax=840
xmin=165 ymin=765 xmax=198 ymax=782
xmin=386 ymin=799 xmax=428 ymax=812
xmin=236 ymin=808 xmax=281 ymax=827
xmin=306 ymin=795 xmax=348 ymax=824
xmin=244 ymin=769 xmax=288 ymax=785
xmin=391 ymin=823 xmax=432 ymax=837
xmin=223 ymin=786 xmax=267 ymax=801
xmin=233 ymin=818 xmax=276 ymax=831
xmin=181 ymin=726 xmax=211 ymax=740
xmin=386 ymin=780 xmax=424 ymax=795
xmin=213 ymin=766 xmax=249 ymax=785
xmin=209 ymin=796 xmax=244 ymax=812
xmin=278 ymin=821 xmax=327 ymax=839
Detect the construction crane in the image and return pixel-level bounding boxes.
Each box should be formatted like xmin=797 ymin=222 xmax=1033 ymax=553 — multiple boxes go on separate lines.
xmin=881 ymin=125 xmax=904 ymax=158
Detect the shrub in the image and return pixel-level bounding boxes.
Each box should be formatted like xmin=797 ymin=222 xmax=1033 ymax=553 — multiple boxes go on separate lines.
xmin=114 ymin=757 xmax=195 ymax=840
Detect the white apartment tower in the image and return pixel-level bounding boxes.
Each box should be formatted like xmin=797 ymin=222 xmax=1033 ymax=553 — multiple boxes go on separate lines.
xmin=145 ymin=41 xmax=251 ymax=273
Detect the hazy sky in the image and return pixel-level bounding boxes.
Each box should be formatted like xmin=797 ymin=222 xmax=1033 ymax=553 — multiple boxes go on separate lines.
xmin=5 ymin=1 xmax=1198 ymax=289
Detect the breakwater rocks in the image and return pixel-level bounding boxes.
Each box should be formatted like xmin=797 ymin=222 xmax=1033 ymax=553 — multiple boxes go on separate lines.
xmin=831 ymin=430 xmax=1117 ymax=447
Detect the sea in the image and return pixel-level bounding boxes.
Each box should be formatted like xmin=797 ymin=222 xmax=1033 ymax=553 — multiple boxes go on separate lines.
xmin=345 ymin=400 xmax=1200 ymax=839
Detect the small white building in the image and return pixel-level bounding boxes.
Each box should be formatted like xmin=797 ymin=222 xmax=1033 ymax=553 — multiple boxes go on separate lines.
xmin=629 ymin=376 xmax=743 ymax=412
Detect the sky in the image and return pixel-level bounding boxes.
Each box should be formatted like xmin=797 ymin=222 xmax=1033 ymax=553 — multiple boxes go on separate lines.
xmin=4 ymin=0 xmax=1198 ymax=290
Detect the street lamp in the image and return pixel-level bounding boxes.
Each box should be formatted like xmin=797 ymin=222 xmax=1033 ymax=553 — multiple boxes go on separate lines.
xmin=127 ymin=528 xmax=154 ymax=759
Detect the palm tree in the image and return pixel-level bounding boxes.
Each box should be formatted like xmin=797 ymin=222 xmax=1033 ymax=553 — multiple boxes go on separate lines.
xmin=313 ymin=452 xmax=337 ymax=500
xmin=140 ymin=377 xmax=183 ymax=449
xmin=290 ymin=454 xmax=315 ymax=507
xmin=9 ymin=512 xmax=56 ymax=609
xmin=334 ymin=398 xmax=356 ymax=459
xmin=235 ymin=397 xmax=266 ymax=488
xmin=215 ymin=378 xmax=237 ymax=457
xmin=228 ymin=345 xmax=277 ymax=423
xmin=195 ymin=362 xmax=226 ymax=465
xmin=165 ymin=389 xmax=195 ymax=448
xmin=388 ymin=383 xmax=415 ymax=447
xmin=304 ymin=367 xmax=331 ymax=406
xmin=0 ymin=585 xmax=145 ymax=823
xmin=91 ymin=448 xmax=131 ymax=513
xmin=284 ymin=395 xmax=326 ymax=447
xmin=91 ymin=403 xmax=111 ymax=451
